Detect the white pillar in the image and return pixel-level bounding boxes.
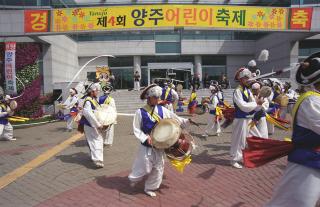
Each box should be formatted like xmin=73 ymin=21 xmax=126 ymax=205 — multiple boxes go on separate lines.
xmin=42 ymin=44 xmax=53 ymax=94
xmin=133 ymin=56 xmax=141 ymax=74
xmin=195 ymin=55 xmax=202 ymax=81
xmin=290 ymin=41 xmax=299 ymax=90
xmin=134 ymin=55 xmax=141 ymax=86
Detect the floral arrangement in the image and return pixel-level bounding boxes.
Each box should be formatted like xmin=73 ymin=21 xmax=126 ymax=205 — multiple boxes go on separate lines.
xmin=15 ymin=43 xmax=41 ymax=71
xmin=0 ymin=43 xmax=43 ymax=118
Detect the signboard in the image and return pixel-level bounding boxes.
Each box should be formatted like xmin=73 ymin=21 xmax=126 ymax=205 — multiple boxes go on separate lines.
xmin=4 ymin=42 xmax=17 ymax=94
xmin=25 ymin=10 xmax=49 ymax=33
xmin=289 ymin=8 xmax=313 ymax=30
xmin=51 ymin=5 xmax=288 ymax=32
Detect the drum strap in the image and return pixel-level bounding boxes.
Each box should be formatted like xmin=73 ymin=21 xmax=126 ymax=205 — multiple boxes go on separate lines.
xmin=0 ymin=104 xmax=6 ymax=112
xmin=238 ymin=85 xmax=249 ymax=99
xmin=164 ymin=88 xmax=171 ymax=100
xmin=84 ymin=97 xmax=99 ymax=109
xmin=143 ymin=105 xmax=161 ymax=122
xmin=103 ymin=96 xmax=112 ymax=105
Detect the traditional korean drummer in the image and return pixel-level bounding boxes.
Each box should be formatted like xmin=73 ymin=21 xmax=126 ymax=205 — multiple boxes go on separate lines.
xmin=98 ymin=83 xmax=116 ymax=147
xmin=128 ymin=84 xmax=190 ymax=197
xmin=79 ymin=83 xmax=105 ymax=168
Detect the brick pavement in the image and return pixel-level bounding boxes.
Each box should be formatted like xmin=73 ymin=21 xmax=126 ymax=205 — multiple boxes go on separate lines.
xmin=0 ymin=113 xmax=296 ymax=207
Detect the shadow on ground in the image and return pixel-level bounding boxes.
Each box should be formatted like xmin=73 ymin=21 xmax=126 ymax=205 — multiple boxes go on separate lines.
xmin=95 ymin=174 xmax=171 ymax=196
xmin=192 ymin=150 xmax=230 ymax=167
xmin=56 ymin=152 xmax=97 ymax=169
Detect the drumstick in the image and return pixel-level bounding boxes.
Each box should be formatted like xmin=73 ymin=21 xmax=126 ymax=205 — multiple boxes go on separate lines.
xmin=188 ymin=119 xmax=206 ymax=131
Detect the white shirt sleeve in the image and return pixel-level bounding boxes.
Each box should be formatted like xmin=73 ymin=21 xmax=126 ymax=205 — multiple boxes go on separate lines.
xmin=233 ymin=88 xmax=259 ymax=113
xmin=82 ymin=101 xmax=102 ymax=128
xmin=64 ymin=96 xmax=78 ymax=109
xmin=109 ymin=98 xmax=116 ymax=110
xmin=133 ymin=109 xmax=149 ymax=143
xmin=171 ymin=89 xmax=179 ymax=101
xmin=162 ymin=106 xmax=189 ymax=127
xmin=261 ymin=98 xmax=269 ymax=111
xmin=296 ymin=95 xmax=320 ymax=135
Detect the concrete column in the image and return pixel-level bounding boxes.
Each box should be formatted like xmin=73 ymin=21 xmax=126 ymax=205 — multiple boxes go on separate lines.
xmin=42 ymin=44 xmax=53 ymax=94
xmin=134 ymin=55 xmax=141 ymax=84
xmin=133 ymin=56 xmax=141 ymax=74
xmin=289 ymin=41 xmax=299 ymax=89
xmin=194 ymin=55 xmax=202 ymax=79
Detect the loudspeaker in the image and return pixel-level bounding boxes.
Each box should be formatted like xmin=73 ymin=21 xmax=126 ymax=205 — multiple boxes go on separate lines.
xmin=52 ymin=89 xmax=62 ymax=102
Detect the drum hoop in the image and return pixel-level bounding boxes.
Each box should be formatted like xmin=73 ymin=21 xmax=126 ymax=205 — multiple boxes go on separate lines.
xmin=151 ymin=118 xmax=181 ymax=149
xmin=165 ymin=131 xmax=195 ymax=161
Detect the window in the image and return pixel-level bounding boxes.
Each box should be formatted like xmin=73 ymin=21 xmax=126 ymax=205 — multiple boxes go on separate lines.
xmin=141 ymin=56 xmax=194 ymax=66
xmin=299 ymin=40 xmax=320 ymax=56
xmin=108 ymin=56 xmax=133 ymax=67
xmin=155 ymin=42 xmax=181 ymax=54
xmin=155 ymin=34 xmax=180 ymax=42
xmin=202 ymin=56 xmax=226 ymax=65
xmin=202 ymin=66 xmax=227 ymax=81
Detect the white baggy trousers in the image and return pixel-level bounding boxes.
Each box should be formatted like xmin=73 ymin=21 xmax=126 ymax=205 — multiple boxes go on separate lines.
xmin=265 ymin=162 xmax=320 ymax=207
xmin=104 ymin=124 xmax=114 ymax=145
xmin=205 ymin=114 xmax=221 ymax=135
xmin=128 ymin=145 xmax=165 ymax=191
xmin=230 ymin=118 xmax=261 ymax=162
xmin=84 ymin=125 xmax=104 ymax=162
xmin=0 ymin=123 xmax=13 ymax=140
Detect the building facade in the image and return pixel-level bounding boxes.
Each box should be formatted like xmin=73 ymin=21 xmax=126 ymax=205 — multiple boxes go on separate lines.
xmin=0 ymin=0 xmax=319 ymax=95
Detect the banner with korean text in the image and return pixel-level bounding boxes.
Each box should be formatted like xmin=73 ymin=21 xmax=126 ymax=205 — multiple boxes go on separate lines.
xmin=51 ymin=5 xmax=289 ymax=32
xmin=4 ymin=42 xmax=17 ymax=94
xmin=25 ymin=10 xmax=50 ymax=33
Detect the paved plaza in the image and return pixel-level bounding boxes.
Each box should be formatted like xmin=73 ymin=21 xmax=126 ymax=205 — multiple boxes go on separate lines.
xmin=0 ymin=112 xmax=293 ymax=207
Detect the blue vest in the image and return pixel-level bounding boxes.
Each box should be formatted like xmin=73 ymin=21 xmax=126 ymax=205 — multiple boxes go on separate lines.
xmin=161 ymin=88 xmax=173 ymax=102
xmin=0 ymin=104 xmax=9 ymax=125
xmin=140 ymin=105 xmax=164 ymax=135
xmin=234 ymin=87 xmax=255 ymax=118
xmin=288 ymin=124 xmax=320 ymax=169
xmin=79 ymin=97 xmax=99 ymax=127
xmin=98 ymin=95 xmax=108 ymax=105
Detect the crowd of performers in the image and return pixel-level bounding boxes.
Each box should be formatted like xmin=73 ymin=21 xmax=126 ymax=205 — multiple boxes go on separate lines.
xmin=1 ymin=53 xmax=319 ymax=205
xmin=57 ymin=83 xmax=116 ymax=168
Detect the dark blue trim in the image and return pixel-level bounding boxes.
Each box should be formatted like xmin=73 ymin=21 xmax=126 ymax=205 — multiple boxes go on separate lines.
xmin=140 ymin=105 xmax=164 ymax=135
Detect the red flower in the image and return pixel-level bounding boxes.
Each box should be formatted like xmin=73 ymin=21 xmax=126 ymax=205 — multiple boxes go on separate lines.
xmin=257 ymin=11 xmax=265 ymax=18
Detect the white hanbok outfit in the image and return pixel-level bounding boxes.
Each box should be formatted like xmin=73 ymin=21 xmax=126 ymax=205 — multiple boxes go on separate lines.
xmin=205 ymin=93 xmax=221 ymax=135
xmin=63 ymin=95 xmax=78 ymax=130
xmin=98 ymin=95 xmax=116 ymax=145
xmin=81 ymin=97 xmax=104 ymax=162
xmin=128 ymin=105 xmax=188 ymax=191
xmin=161 ymin=87 xmax=179 ymax=113
xmin=230 ymin=86 xmax=261 ymax=163
xmin=253 ymin=97 xmax=269 ymax=138
xmin=0 ymin=104 xmax=13 ymax=140
xmin=267 ymin=91 xmax=275 ymax=135
xmin=266 ymin=94 xmax=320 ymax=207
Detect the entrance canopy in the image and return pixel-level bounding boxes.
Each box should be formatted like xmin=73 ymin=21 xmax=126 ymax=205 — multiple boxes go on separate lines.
xmin=148 ymin=62 xmax=193 ymax=86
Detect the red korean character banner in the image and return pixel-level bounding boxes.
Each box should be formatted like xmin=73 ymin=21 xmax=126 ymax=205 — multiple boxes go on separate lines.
xmin=25 ymin=10 xmax=49 ymax=33
xmin=289 ymin=8 xmax=313 ymax=30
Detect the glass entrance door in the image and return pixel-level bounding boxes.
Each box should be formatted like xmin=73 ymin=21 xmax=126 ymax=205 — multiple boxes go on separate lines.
xmin=149 ymin=68 xmax=191 ymax=89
